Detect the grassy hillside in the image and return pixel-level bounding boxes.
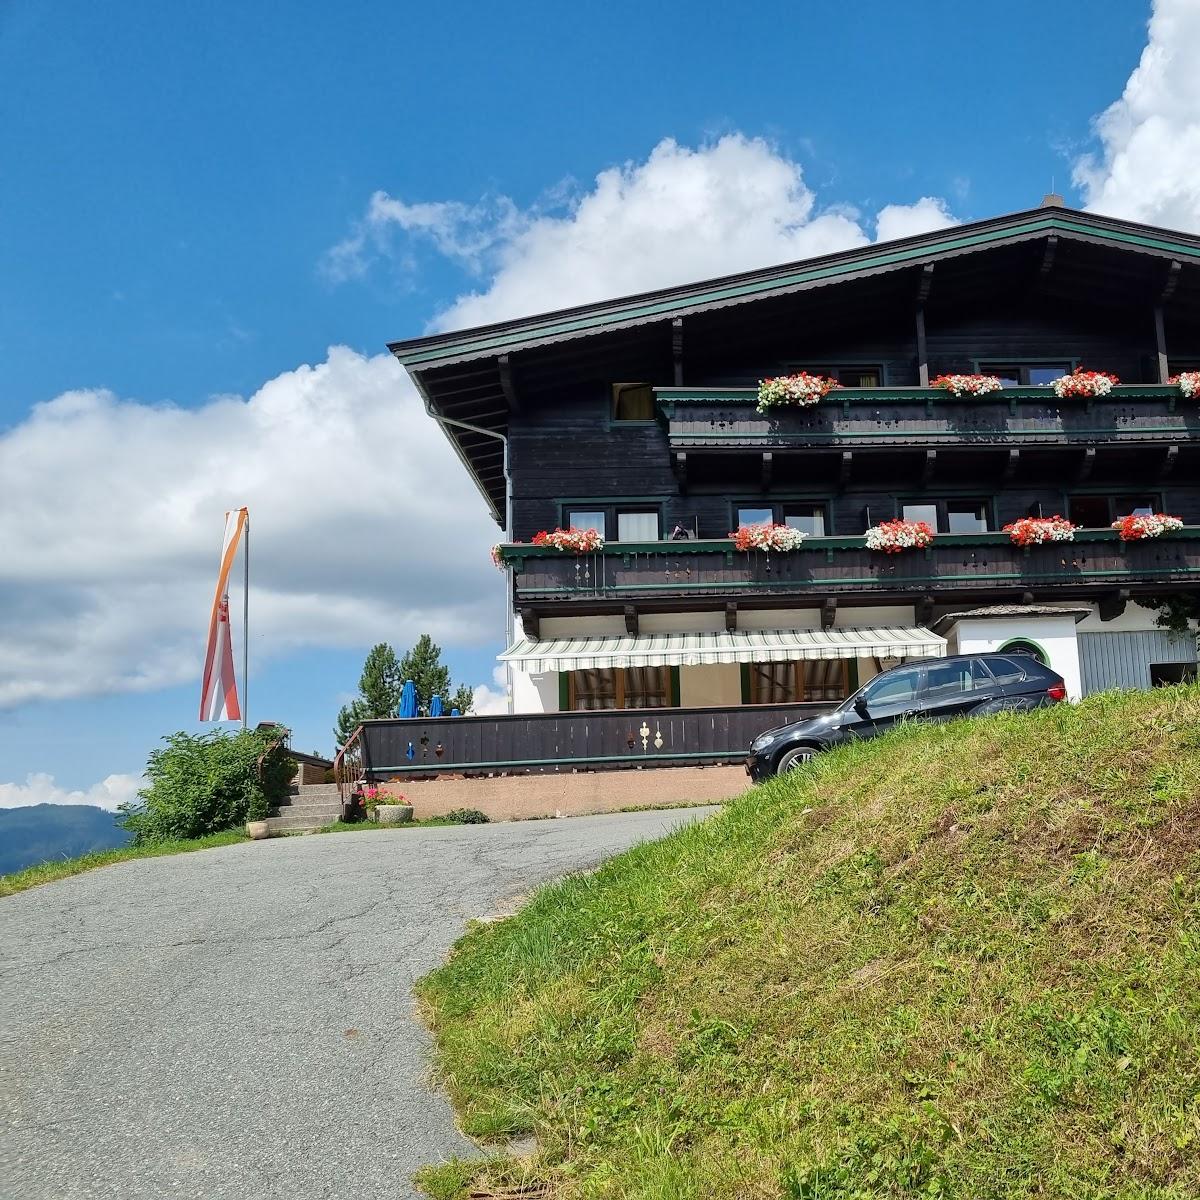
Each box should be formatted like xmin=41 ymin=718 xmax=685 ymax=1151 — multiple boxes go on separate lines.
xmin=417 ymin=686 xmax=1200 ymax=1200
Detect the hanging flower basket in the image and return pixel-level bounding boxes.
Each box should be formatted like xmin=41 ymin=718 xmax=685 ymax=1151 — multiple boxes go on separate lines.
xmin=930 ymin=373 xmax=1004 ymax=398
xmin=490 ymin=544 xmax=506 ymax=570
xmin=729 ymin=523 xmax=808 ymax=553
xmin=531 ymin=526 xmax=605 ymax=553
xmin=1049 ymin=368 xmax=1119 ymax=398
xmin=756 ymin=373 xmax=840 ymax=412
xmin=1003 ymin=516 xmax=1076 ymax=546
xmin=1112 ymin=513 xmax=1184 ymax=541
xmin=865 ymin=519 xmax=935 ymax=554
xmin=1169 ymin=371 xmax=1200 ymax=399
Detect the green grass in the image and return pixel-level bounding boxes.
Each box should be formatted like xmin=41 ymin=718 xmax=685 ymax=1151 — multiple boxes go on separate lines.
xmin=314 ymin=817 xmax=464 ymax=834
xmin=0 ymin=829 xmax=249 ymax=897
xmin=416 ymin=685 xmax=1200 ymax=1199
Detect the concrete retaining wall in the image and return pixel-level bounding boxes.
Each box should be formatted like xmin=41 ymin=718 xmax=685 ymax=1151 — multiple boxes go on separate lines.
xmin=376 ymin=765 xmax=750 ymax=822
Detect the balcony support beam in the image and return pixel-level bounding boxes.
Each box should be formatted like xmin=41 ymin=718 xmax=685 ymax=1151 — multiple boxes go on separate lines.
xmin=672 ymin=318 xmax=684 ymax=386
xmin=761 ymin=451 xmax=773 ymax=491
xmin=520 ymin=607 xmax=540 ymax=640
xmin=1002 ymin=448 xmax=1020 ymax=483
xmin=673 ymin=450 xmax=688 ymax=491
xmin=1160 ymin=444 xmax=1179 ymax=479
xmin=725 ymin=602 xmax=738 ymax=632
xmin=1156 ymin=260 xmax=1182 ymax=383
xmin=624 ymin=605 xmax=639 ymax=635
xmin=916 ymin=594 xmax=935 ymax=627
xmin=914 ymin=263 xmax=934 ymax=386
xmin=1099 ymin=588 xmax=1131 ymax=622
xmin=922 ymin=449 xmax=937 ymax=484
xmin=839 ymin=450 xmax=853 ymax=486
xmin=821 ymin=597 xmax=837 ymax=630
xmin=498 ymin=354 xmax=520 ymax=414
xmin=1077 ymin=446 xmax=1096 ymax=483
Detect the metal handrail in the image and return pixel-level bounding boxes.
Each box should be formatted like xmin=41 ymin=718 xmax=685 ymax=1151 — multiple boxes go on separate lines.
xmin=333 ymin=725 xmax=365 ymax=816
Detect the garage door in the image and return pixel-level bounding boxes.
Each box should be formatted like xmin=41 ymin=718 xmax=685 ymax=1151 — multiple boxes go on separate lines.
xmin=1078 ymin=630 xmax=1198 ymax=695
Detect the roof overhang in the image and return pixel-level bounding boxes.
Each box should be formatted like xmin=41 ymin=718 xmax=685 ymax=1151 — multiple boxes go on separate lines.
xmin=501 ymin=627 xmax=946 ymax=673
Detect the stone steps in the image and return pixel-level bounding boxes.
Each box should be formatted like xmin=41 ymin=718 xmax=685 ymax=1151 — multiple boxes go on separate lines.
xmin=261 ymin=782 xmax=346 ymax=834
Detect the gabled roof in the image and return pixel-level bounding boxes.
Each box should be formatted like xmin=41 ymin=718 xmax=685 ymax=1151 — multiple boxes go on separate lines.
xmin=389 ymin=206 xmax=1200 ymax=371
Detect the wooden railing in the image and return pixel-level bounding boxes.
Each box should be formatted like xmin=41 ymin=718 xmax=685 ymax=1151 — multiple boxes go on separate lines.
xmin=654 ymin=385 xmax=1197 ymax=451
xmin=355 ymin=701 xmax=834 ymax=778
xmin=333 ymin=725 xmax=365 ymax=814
xmin=502 ymin=530 xmax=1200 ymax=605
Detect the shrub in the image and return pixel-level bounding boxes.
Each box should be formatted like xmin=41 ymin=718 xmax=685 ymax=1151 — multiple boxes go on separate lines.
xmin=444 ymin=808 xmax=489 ymax=825
xmin=120 ymin=727 xmax=292 ymax=845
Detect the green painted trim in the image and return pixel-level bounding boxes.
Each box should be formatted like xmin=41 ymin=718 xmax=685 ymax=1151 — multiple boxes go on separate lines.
xmin=848 ymin=659 xmax=860 ymax=691
xmin=740 ymin=663 xmax=752 ymax=705
xmin=368 ymin=749 xmax=750 ymax=774
xmin=670 ymin=666 xmax=681 ymax=707
xmin=996 ymin=636 xmax=1051 ymax=665
xmin=558 ymin=672 xmax=570 ymax=710
xmin=664 ymin=428 xmax=1191 ymax=442
xmin=394 ymin=215 xmax=1200 ymax=366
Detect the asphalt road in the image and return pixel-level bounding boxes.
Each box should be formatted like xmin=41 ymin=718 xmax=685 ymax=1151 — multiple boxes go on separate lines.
xmin=1 ymin=808 xmax=718 ymax=1200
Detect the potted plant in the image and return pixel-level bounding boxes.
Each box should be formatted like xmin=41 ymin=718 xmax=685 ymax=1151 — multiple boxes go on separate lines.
xmin=930 ymin=373 xmax=1004 ymax=398
xmin=244 ymin=778 xmax=271 ymax=840
xmin=864 ymin=519 xmax=935 ymax=554
xmin=530 ymin=526 xmax=605 ymax=553
xmin=1049 ymin=368 xmax=1119 ymax=398
xmin=1003 ymin=516 xmax=1076 ymax=546
xmin=1112 ymin=513 xmax=1184 ymax=541
xmin=756 ymin=372 xmax=840 ymax=412
xmin=728 ymin=523 xmax=808 ymax=553
xmin=365 ymin=785 xmax=414 ymax=825
xmin=1169 ymin=371 xmax=1199 ymax=399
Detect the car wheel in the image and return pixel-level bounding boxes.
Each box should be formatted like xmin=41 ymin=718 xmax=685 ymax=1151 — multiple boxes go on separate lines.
xmin=776 ymin=745 xmax=819 ymax=775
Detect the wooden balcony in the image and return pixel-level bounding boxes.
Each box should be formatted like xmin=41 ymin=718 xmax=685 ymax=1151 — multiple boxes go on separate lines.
xmin=356 ymin=702 xmax=832 ymax=778
xmin=655 ymin=385 xmax=1198 ymax=452
xmin=503 ymin=529 xmax=1200 ymax=607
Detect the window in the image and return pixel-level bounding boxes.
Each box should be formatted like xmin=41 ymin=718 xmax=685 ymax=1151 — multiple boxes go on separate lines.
xmin=981 ymin=656 xmax=1027 ymax=684
xmin=902 ymin=502 xmax=939 ymax=529
xmin=567 ymin=509 xmax=606 ymax=536
xmin=612 ymin=382 xmax=655 ymax=422
xmin=980 ymin=362 xmax=1071 ymax=386
xmin=568 ymin=666 xmax=670 ymax=710
xmin=749 ymin=660 xmax=850 ymax=704
xmin=862 ymin=667 xmax=921 ymax=708
xmin=1151 ymin=662 xmax=1197 ymax=687
xmin=947 ymin=500 xmax=990 ymax=533
xmin=923 ymin=660 xmax=980 ymax=698
xmin=795 ymin=365 xmax=882 ymax=387
xmin=737 ymin=506 xmax=774 ymax=528
xmin=784 ymin=504 xmax=827 ymax=536
xmin=616 ymin=510 xmax=660 ymax=541
xmin=1113 ymin=494 xmax=1156 ymax=517
xmin=998 ymin=640 xmax=1047 ymax=664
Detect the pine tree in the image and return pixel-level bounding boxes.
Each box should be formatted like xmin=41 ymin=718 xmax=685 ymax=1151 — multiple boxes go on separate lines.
xmin=332 ymin=643 xmax=403 ymax=747
xmin=397 ymin=634 xmax=475 ymax=716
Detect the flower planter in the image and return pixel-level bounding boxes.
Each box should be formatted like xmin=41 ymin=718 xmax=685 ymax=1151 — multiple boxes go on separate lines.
xmin=246 ymin=820 xmax=271 ymax=840
xmin=374 ymin=804 xmax=415 ymax=826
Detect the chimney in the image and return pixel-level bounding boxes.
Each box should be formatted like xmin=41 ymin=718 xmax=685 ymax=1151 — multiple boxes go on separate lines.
xmin=1040 ymin=193 xmax=1065 ymax=208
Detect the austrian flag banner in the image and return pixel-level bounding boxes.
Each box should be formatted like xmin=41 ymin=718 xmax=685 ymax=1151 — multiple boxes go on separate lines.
xmin=199 ymin=508 xmax=248 ymax=722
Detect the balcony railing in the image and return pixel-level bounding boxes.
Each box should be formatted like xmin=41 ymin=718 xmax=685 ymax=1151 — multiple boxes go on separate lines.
xmin=356 ymin=702 xmax=833 ymax=777
xmin=654 ymin=385 xmax=1197 ymax=451
xmin=502 ymin=529 xmax=1200 ymax=604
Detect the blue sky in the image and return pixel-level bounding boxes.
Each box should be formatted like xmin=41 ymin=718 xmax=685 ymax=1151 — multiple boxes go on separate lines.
xmin=1 ymin=0 xmax=1194 ymax=803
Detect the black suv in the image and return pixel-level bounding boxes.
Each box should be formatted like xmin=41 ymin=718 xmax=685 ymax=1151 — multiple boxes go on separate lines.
xmin=745 ymin=653 xmax=1067 ymax=781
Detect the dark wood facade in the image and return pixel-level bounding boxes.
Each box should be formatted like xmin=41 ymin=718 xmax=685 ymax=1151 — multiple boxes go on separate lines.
xmin=390 ymin=204 xmax=1200 ymax=636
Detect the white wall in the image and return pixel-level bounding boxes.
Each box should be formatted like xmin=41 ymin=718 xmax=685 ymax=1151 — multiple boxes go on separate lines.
xmin=948 ymin=615 xmax=1083 ymax=700
xmin=511 ymin=669 xmax=559 ymax=714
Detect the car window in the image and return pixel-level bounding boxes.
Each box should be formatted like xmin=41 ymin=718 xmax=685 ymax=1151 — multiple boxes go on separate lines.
xmin=862 ymin=668 xmax=921 ymax=707
xmin=982 ymin=656 xmax=1026 ymax=685
xmin=923 ymin=660 xmax=977 ymax=698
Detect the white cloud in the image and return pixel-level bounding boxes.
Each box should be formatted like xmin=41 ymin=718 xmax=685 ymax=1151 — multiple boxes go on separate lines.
xmin=1073 ymin=0 xmax=1200 ymax=232
xmin=0 ymin=772 xmax=143 ymax=811
xmin=876 ymin=197 xmax=960 ymax=243
xmin=0 ymin=348 xmax=502 ymax=708
xmin=329 ymin=135 xmax=959 ymax=330
xmin=470 ymin=665 xmax=510 ymax=716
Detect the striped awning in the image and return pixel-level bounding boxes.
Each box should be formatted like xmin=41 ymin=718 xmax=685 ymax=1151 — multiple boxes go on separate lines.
xmin=500 ymin=627 xmax=946 ymax=673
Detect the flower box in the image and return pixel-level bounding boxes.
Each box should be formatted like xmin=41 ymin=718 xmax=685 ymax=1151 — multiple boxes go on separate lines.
xmin=530 ymin=526 xmax=605 ymax=553
xmin=1049 ymin=368 xmax=1119 ymax=399
xmin=864 ymin=519 xmax=935 ymax=554
xmin=1112 ymin=513 xmax=1184 ymax=541
xmin=729 ymin=523 xmax=808 ymax=552
xmin=1003 ymin=516 xmax=1076 ymax=546
xmin=756 ymin=373 xmax=840 ymax=412
xmin=1170 ymin=371 xmax=1199 ymax=399
xmin=930 ymin=373 xmax=1004 ymax=398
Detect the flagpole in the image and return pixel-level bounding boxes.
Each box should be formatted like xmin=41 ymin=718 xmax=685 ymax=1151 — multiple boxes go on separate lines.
xmin=242 ymin=511 xmax=249 ymax=730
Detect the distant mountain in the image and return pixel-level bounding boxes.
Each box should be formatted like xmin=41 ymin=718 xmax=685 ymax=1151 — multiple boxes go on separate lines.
xmin=0 ymin=805 xmax=131 ymax=875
